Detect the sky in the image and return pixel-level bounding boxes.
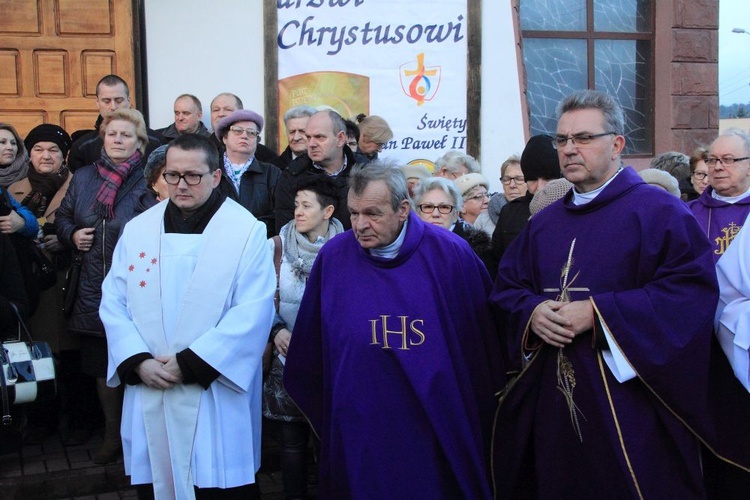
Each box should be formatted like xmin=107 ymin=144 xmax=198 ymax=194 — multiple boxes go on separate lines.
xmin=719 ymin=0 xmax=750 ymax=106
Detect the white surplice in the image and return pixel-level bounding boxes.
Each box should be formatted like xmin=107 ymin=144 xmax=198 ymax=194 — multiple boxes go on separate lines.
xmin=715 ymin=221 xmax=750 ymax=392
xmin=100 ymin=198 xmax=275 ymax=499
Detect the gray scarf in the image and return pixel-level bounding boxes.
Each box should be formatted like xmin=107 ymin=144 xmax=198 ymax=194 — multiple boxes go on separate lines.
xmin=283 ymin=217 xmax=344 ymax=281
xmin=0 ymin=152 xmax=29 ymax=188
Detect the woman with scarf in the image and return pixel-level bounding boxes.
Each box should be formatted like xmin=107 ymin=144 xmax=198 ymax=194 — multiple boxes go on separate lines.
xmin=8 ymin=124 xmax=76 ymax=443
xmin=56 ymin=108 xmax=147 ymax=464
xmin=0 ymin=123 xmax=38 ymax=238
xmin=264 ymin=175 xmax=344 ymax=500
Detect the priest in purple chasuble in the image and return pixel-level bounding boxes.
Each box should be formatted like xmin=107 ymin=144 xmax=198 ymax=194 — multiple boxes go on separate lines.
xmin=490 ymin=90 xmax=750 ymax=499
xmin=687 ymin=130 xmax=750 ymax=264
xmin=284 ymin=162 xmax=505 ymax=499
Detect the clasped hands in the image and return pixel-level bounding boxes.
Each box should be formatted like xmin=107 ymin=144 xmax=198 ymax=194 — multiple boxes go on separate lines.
xmin=531 ymin=299 xmax=593 ymax=348
xmin=135 ymin=356 xmax=183 ymax=390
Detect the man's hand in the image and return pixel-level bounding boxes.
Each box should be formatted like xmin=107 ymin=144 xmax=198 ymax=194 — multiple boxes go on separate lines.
xmin=558 ymin=300 xmax=594 ymax=336
xmin=274 ymin=328 xmax=292 ymax=356
xmin=135 ymin=358 xmax=181 ymax=389
xmin=531 ymin=300 xmax=575 ymax=348
xmin=157 ymin=355 xmax=184 ymax=382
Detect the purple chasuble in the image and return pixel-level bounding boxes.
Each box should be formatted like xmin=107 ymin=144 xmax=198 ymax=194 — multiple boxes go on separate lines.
xmin=490 ymin=167 xmax=748 ymax=498
xmin=688 ymin=186 xmax=750 ymax=264
xmin=284 ymin=213 xmax=505 ymax=499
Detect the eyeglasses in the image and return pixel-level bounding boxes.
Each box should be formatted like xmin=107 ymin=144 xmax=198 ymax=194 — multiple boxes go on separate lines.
xmin=501 ymin=176 xmax=526 ymax=185
xmin=552 ymin=132 xmax=616 ymax=149
xmin=229 ymin=126 xmax=259 ymax=138
xmin=347 ymin=141 xmax=358 ymax=148
xmin=706 ymin=156 xmax=750 ymax=167
xmin=466 ymin=193 xmax=489 ymax=202
xmin=418 ymin=204 xmax=454 ymax=214
xmin=162 ymin=171 xmax=212 ymax=186
xmin=691 ymin=172 xmax=709 ymax=181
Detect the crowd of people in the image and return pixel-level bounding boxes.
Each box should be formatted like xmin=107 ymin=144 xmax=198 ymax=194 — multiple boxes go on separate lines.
xmin=1 ymin=74 xmax=750 ymax=499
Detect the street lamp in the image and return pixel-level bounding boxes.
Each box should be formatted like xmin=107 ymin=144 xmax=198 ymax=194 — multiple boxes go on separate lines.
xmin=732 ymin=28 xmax=750 ymax=35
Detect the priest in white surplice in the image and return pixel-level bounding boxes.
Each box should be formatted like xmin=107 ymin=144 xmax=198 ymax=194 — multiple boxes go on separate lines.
xmin=100 ymin=134 xmax=275 ymax=499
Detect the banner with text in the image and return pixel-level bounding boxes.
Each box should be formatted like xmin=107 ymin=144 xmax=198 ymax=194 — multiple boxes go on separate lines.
xmin=277 ymin=0 xmax=468 ymax=171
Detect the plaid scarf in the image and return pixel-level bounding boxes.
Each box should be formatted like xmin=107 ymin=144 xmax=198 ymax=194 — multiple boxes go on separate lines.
xmin=92 ymin=148 xmax=142 ymax=220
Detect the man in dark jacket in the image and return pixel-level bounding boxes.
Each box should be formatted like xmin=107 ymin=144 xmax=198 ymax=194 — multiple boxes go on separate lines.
xmin=156 ymin=94 xmax=211 ymax=141
xmin=491 ymin=134 xmax=560 ymax=261
xmin=274 ymin=110 xmax=357 ymax=233
xmin=215 ymin=109 xmax=281 ymax=237
xmin=67 ymin=75 xmax=162 ymax=171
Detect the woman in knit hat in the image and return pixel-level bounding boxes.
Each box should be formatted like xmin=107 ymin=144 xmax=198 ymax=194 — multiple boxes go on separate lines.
xmin=453 ymin=172 xmax=490 ymax=226
xmin=8 ymin=123 xmax=75 ymax=444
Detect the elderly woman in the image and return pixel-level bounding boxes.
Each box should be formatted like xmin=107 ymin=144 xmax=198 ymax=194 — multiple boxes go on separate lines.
xmin=8 ymin=124 xmax=75 ymax=443
xmin=355 ymin=115 xmax=393 ymax=164
xmin=414 ymin=176 xmax=492 ymax=271
xmin=56 ymin=108 xmax=147 ymax=463
xmin=0 ymin=122 xmax=29 ymax=188
xmin=488 ymin=154 xmax=525 ymax=227
xmin=454 ymin=173 xmax=490 ymax=226
xmin=215 ymin=109 xmax=281 ymax=237
xmin=264 ymin=175 xmax=345 ymax=500
xmin=688 ymin=146 xmax=709 ymax=201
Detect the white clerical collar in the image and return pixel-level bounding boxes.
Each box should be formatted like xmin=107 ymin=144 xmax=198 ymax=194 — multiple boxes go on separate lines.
xmin=711 ymin=186 xmax=750 ymax=204
xmin=572 ymin=167 xmax=623 ymax=206
xmin=370 ymin=218 xmax=409 ymax=260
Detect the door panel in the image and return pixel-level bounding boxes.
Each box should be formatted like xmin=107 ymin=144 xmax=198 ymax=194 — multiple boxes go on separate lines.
xmin=0 ymin=0 xmax=136 ymax=137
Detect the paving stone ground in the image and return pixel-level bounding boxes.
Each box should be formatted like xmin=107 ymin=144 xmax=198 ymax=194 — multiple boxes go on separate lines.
xmin=0 ymin=424 xmax=317 ymax=499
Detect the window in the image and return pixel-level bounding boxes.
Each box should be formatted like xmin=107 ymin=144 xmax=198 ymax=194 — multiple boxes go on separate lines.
xmin=519 ymin=0 xmax=654 ymax=155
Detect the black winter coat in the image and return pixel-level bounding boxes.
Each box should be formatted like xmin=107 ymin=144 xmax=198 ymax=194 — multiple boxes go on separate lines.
xmin=218 ymin=158 xmax=281 ymax=238
xmin=56 ymin=164 xmax=145 ymax=336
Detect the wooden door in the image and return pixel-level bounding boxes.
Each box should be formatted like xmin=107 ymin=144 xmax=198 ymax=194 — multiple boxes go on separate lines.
xmin=0 ymin=0 xmax=137 ymax=137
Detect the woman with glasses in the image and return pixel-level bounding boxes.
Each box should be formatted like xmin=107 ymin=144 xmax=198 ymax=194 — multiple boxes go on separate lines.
xmin=56 ymin=108 xmax=147 ymax=463
xmin=688 ymin=146 xmax=709 ymax=201
xmin=414 ymin=176 xmax=492 ymax=271
xmin=454 ymin=173 xmax=490 ymax=226
xmin=215 ymin=109 xmax=281 ymax=237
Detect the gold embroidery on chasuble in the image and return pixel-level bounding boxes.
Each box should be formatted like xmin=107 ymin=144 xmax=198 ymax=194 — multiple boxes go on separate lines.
xmin=544 ymin=238 xmax=590 ymax=443
xmin=369 ymin=315 xmax=426 ymax=350
xmin=714 ymin=222 xmax=742 ymax=256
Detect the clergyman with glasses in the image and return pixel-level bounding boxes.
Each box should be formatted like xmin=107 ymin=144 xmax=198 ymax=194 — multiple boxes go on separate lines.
xmin=688 ymin=129 xmax=750 ymax=262
xmin=214 ymin=109 xmax=281 ymax=237
xmin=100 ymin=133 xmax=275 ymax=498
xmin=490 ymin=89 xmax=749 ymax=497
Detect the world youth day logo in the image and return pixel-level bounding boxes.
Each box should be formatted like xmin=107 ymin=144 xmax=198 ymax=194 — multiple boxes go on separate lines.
xmin=400 ymin=53 xmax=441 ymax=106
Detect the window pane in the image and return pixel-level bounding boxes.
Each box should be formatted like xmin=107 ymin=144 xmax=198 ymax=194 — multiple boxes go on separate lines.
xmin=523 ymin=38 xmax=588 ymax=137
xmin=520 ymin=0 xmax=586 ymax=31
xmin=594 ymin=39 xmax=652 ymax=154
xmin=594 ymin=0 xmax=652 ymax=33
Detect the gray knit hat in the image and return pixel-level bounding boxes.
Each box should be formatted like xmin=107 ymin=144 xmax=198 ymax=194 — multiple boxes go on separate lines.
xmin=529 ymin=178 xmax=573 ymax=217
xmin=144 ymin=144 xmax=169 ymax=185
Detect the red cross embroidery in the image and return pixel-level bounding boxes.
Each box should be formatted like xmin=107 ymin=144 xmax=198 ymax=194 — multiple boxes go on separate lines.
xmin=139 ymin=252 xmax=146 ymax=259
xmin=151 ymin=258 xmax=157 ymax=265
xmin=128 ymin=265 xmax=134 ymax=272
xmin=139 ymin=281 xmax=147 ymax=288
